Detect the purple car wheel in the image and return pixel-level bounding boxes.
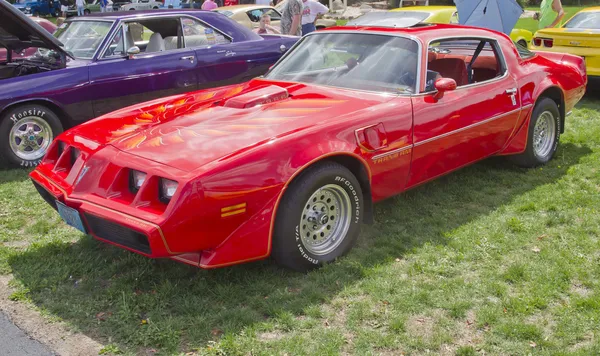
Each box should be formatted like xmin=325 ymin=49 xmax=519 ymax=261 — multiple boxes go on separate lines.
xmin=0 ymin=105 xmax=63 ymax=167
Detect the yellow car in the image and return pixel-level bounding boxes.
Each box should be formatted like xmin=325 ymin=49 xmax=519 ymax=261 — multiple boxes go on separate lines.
xmin=389 ymin=6 xmax=533 ymax=47
xmin=214 ymin=3 xmax=335 ymax=32
xmin=531 ymin=7 xmax=600 ymax=77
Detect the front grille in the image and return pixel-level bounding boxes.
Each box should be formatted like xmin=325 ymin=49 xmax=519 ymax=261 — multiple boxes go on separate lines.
xmin=32 ymin=180 xmax=58 ymax=211
xmin=84 ymin=213 xmax=151 ymax=254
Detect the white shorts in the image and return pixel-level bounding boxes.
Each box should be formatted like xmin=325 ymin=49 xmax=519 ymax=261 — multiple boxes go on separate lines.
xmin=60 ymin=5 xmax=68 ymax=11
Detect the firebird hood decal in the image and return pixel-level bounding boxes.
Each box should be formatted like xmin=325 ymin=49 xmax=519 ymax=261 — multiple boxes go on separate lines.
xmin=67 ymin=81 xmax=393 ymax=172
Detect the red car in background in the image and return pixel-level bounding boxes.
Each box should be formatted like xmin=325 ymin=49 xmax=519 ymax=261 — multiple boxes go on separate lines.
xmin=0 ymin=17 xmax=56 ymax=62
xmin=31 ymin=24 xmax=586 ymax=272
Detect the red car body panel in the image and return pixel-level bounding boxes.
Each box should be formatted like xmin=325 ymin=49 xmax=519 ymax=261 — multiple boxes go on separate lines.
xmin=30 ymin=24 xmax=587 ymax=268
xmin=0 ymin=18 xmax=57 ymax=62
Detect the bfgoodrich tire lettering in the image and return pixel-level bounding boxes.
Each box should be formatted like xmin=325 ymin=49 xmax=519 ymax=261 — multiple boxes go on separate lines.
xmin=509 ymin=97 xmax=560 ymax=168
xmin=272 ymin=161 xmax=363 ymax=272
xmin=0 ymin=105 xmax=63 ymax=168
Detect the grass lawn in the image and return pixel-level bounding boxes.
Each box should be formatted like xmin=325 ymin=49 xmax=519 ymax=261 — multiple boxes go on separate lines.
xmin=1 ymin=91 xmax=599 ymax=355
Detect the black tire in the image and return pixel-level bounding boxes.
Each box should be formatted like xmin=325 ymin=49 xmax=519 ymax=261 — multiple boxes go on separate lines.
xmin=152 ymin=6 xmax=159 ymax=9
xmin=53 ymin=9 xmax=60 ymax=17
xmin=0 ymin=105 xmax=63 ymax=168
xmin=509 ymin=97 xmax=560 ymax=168
xmin=272 ymin=162 xmax=363 ymax=272
xmin=84 ymin=9 xmax=90 ymax=14
xmin=129 ymin=8 xmax=135 ymax=10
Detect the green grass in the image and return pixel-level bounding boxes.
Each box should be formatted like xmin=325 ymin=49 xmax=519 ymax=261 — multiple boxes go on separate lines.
xmin=1 ymin=93 xmax=600 ymax=354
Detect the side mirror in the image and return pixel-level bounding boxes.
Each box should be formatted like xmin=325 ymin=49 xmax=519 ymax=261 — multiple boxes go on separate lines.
xmin=433 ymin=78 xmax=457 ymax=100
xmin=127 ymin=46 xmax=140 ymax=59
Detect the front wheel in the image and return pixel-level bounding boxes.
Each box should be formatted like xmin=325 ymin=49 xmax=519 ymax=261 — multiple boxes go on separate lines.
xmin=0 ymin=105 xmax=63 ymax=168
xmin=509 ymin=97 xmax=560 ymax=167
xmin=272 ymin=162 xmax=363 ymax=272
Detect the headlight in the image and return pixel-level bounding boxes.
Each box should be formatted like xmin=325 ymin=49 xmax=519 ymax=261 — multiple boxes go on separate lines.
xmin=159 ymin=178 xmax=178 ymax=203
xmin=129 ymin=170 xmax=147 ymax=193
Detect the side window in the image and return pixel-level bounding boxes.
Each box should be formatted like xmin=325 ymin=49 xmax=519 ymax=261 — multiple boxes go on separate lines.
xmin=247 ymin=9 xmax=263 ymax=22
xmin=426 ymin=38 xmax=504 ymax=92
xmin=264 ymin=9 xmax=281 ymax=21
xmin=181 ymin=17 xmax=231 ymax=48
xmin=102 ymin=26 xmax=126 ymax=58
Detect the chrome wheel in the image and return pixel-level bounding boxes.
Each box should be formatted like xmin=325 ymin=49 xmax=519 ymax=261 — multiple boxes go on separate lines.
xmin=299 ymin=184 xmax=352 ymax=256
xmin=533 ymin=110 xmax=556 ymax=159
xmin=9 ymin=117 xmax=53 ymax=161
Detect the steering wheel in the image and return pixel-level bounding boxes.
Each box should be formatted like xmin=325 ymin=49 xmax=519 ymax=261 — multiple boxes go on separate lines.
xmin=396 ymin=71 xmax=416 ymax=88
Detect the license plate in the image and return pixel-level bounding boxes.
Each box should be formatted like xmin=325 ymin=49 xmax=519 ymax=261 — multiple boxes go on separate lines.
xmin=56 ymin=201 xmax=87 ymax=234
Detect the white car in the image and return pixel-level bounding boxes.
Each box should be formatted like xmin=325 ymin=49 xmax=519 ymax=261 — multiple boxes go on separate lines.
xmin=120 ymin=0 xmax=163 ymax=11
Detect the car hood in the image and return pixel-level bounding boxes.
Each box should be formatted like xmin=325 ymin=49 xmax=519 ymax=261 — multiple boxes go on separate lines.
xmin=68 ymin=80 xmax=394 ymax=172
xmin=0 ymin=1 xmax=69 ymax=55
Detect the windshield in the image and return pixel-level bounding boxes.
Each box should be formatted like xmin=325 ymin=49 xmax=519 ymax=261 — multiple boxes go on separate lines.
xmin=53 ymin=21 xmax=113 ymax=59
xmin=564 ymin=12 xmax=600 ymax=29
xmin=347 ymin=11 xmax=430 ymax=27
xmin=266 ymin=33 xmax=419 ymax=94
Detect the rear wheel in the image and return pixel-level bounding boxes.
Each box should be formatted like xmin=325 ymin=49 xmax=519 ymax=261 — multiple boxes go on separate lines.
xmin=0 ymin=104 xmax=63 ymax=168
xmin=152 ymin=6 xmax=159 ymax=9
xmin=272 ymin=162 xmax=363 ymax=272
xmin=509 ymin=97 xmax=560 ymax=167
xmin=53 ymin=9 xmax=60 ymax=17
xmin=83 ymin=9 xmax=90 ymax=14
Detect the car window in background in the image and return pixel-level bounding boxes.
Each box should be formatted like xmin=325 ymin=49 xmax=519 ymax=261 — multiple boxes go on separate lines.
xmin=182 ymin=17 xmax=230 ymax=48
xmin=564 ymin=12 xmax=600 ymax=29
xmin=264 ymin=8 xmax=281 ymax=21
xmin=53 ymin=20 xmax=113 ymax=59
xmin=247 ymin=9 xmax=263 ymax=22
xmin=215 ymin=10 xmax=234 ymax=17
xmin=266 ymin=33 xmax=419 ymax=94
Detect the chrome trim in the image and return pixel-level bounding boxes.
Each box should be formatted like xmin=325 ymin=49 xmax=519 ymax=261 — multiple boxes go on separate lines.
xmin=566 ymin=111 xmax=572 ymax=117
xmin=371 ymin=145 xmax=413 ymax=160
xmin=414 ymin=106 xmax=527 ymax=147
xmin=264 ymin=30 xmax=423 ymax=97
xmin=417 ymin=35 xmax=509 ymax=95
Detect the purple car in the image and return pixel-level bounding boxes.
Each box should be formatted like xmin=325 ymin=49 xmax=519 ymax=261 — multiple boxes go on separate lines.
xmin=0 ymin=3 xmax=298 ymax=167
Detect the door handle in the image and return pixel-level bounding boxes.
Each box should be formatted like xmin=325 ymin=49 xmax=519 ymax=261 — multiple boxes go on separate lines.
xmin=505 ymin=88 xmax=517 ymax=95
xmin=180 ymin=55 xmax=195 ymax=62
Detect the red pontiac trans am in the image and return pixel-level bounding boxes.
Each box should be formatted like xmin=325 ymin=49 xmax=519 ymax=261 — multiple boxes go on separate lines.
xmin=30 ymin=24 xmax=587 ymax=271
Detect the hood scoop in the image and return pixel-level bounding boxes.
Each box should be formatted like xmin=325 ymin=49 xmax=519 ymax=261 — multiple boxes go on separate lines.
xmin=223 ymin=85 xmax=289 ymax=109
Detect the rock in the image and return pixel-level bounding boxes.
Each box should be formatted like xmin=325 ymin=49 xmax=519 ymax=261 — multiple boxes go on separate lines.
xmin=359 ymin=4 xmax=372 ymax=13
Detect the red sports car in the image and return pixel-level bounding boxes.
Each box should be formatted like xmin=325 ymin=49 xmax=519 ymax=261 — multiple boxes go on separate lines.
xmin=30 ymin=24 xmax=587 ymax=271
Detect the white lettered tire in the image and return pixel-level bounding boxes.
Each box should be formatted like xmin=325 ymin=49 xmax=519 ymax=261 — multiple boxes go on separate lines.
xmin=0 ymin=104 xmax=63 ymax=168
xmin=272 ymin=161 xmax=363 ymax=272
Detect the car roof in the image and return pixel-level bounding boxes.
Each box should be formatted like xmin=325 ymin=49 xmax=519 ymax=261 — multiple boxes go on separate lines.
xmin=579 ymin=6 xmax=600 ymax=13
xmin=70 ymin=9 xmax=212 ymax=20
xmin=321 ymin=23 xmax=509 ymax=43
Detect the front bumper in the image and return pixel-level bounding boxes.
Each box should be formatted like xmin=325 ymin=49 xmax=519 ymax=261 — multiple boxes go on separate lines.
xmin=31 ymin=169 xmax=173 ymax=258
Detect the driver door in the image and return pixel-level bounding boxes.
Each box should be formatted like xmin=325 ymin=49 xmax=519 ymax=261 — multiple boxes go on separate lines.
xmin=406 ymin=38 xmax=522 ymax=188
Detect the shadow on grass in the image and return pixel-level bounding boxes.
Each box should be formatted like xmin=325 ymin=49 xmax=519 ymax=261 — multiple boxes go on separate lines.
xmin=8 ymin=142 xmax=593 ymax=352
xmin=0 ymin=168 xmax=31 ymax=185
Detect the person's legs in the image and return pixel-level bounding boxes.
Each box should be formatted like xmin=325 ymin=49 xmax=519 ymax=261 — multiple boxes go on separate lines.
xmin=301 ymin=23 xmax=316 ymax=35
xmin=77 ymin=6 xmax=83 ymax=15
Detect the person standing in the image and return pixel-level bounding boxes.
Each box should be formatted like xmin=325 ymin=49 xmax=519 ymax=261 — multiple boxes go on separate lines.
xmin=99 ymin=0 xmax=107 ymax=12
xmin=280 ymin=0 xmax=302 ymax=36
xmin=201 ymin=0 xmax=218 ymax=10
xmin=537 ymin=0 xmax=565 ymax=29
xmin=76 ymin=0 xmax=84 ymax=16
xmin=301 ymin=0 xmax=328 ymax=35
xmin=60 ymin=0 xmax=69 ymax=18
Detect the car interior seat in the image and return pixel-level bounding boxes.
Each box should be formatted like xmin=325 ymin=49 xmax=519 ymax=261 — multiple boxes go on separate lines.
xmin=146 ymin=33 xmax=166 ymax=53
xmin=427 ymin=58 xmax=469 ymax=87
